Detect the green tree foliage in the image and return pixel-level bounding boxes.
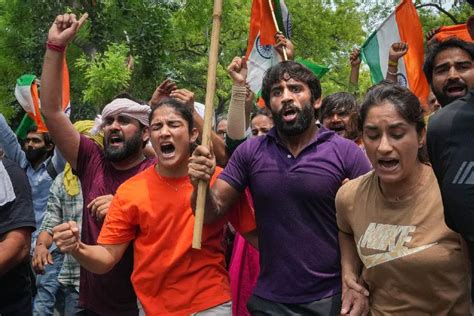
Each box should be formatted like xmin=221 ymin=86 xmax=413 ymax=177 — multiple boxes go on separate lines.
xmin=76 ymin=43 xmax=131 ymax=109
xmin=0 ymin=0 xmax=471 ymax=126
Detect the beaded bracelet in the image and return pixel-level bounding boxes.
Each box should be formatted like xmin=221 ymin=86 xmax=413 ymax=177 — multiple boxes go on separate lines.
xmin=46 ymin=41 xmax=66 ymax=53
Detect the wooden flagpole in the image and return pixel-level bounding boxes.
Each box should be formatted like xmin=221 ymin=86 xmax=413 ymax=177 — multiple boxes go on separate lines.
xmin=192 ymin=0 xmax=223 ymax=249
xmin=268 ymin=0 xmax=288 ymax=61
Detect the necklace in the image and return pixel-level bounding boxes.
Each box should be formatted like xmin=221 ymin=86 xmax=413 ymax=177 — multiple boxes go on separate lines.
xmin=156 ymin=169 xmax=189 ymax=192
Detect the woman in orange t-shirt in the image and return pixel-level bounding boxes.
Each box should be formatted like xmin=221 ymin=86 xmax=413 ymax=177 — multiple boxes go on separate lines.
xmin=53 ymin=98 xmax=256 ymax=316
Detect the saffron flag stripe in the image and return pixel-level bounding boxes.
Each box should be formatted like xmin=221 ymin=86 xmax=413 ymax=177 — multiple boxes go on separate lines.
xmin=362 ymin=0 xmax=429 ymax=107
xmin=396 ymin=0 xmax=429 ymax=104
xmin=246 ymin=0 xmax=290 ymax=94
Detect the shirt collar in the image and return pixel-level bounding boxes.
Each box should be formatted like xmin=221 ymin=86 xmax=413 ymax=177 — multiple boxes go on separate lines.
xmin=266 ymin=124 xmax=336 ymax=148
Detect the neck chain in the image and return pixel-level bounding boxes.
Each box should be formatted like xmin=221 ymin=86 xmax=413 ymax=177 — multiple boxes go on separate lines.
xmin=156 ymin=168 xmax=188 ymax=192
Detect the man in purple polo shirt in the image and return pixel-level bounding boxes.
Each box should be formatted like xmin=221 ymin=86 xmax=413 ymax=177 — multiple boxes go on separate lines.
xmin=40 ymin=13 xmax=154 ymax=315
xmin=189 ymin=61 xmax=371 ymax=315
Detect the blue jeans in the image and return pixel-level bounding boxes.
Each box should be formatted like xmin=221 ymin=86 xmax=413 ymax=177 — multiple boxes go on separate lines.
xmin=56 ymin=284 xmax=83 ymax=315
xmin=33 ymin=249 xmax=64 ymax=316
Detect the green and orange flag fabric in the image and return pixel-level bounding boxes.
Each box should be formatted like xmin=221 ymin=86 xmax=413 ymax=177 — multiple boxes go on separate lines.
xmin=361 ymin=0 xmax=429 ymax=108
xmin=434 ymin=24 xmax=473 ymax=43
xmin=15 ymin=57 xmax=70 ymax=138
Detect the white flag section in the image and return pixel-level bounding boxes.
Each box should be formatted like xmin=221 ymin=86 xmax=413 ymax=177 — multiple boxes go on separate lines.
xmin=245 ymin=0 xmax=292 ymax=94
xmin=247 ymin=40 xmax=280 ymax=93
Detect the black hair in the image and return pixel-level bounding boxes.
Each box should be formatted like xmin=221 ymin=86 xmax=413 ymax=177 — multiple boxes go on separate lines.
xmin=149 ymin=98 xmax=194 ymax=133
xmin=359 ymin=84 xmax=428 ymax=163
xmin=26 ymin=124 xmax=54 ymax=155
xmin=319 ymin=92 xmax=358 ymax=121
xmin=261 ymin=61 xmax=322 ymax=108
xmin=250 ymin=108 xmax=272 ymax=121
xmin=423 ymin=38 xmax=474 ymax=85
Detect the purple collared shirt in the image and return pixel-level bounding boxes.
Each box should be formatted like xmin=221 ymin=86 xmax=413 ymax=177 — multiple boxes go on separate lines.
xmin=219 ymin=126 xmax=371 ymax=303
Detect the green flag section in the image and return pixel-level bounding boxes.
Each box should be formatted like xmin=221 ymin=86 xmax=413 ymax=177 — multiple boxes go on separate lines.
xmin=255 ymin=58 xmax=329 ymax=108
xmin=296 ymin=58 xmax=329 ymax=80
xmin=15 ymin=113 xmax=35 ymax=139
xmin=361 ymin=0 xmax=429 ymax=107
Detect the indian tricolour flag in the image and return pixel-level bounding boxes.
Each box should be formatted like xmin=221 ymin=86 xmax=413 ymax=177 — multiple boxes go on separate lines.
xmin=361 ymin=0 xmax=429 ymax=107
xmin=15 ymin=57 xmax=70 ymax=137
xmin=246 ymin=0 xmax=292 ymax=94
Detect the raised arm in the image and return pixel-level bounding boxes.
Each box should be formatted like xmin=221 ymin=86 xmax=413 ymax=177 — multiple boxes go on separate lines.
xmin=274 ymin=32 xmax=295 ymax=61
xmin=386 ymin=42 xmax=408 ymax=84
xmin=226 ymin=57 xmax=248 ymax=142
xmin=40 ymin=13 xmax=88 ymax=170
xmin=348 ymin=48 xmax=361 ymax=95
xmin=188 ymin=145 xmax=241 ymax=223
xmin=0 ymin=114 xmax=27 ymax=168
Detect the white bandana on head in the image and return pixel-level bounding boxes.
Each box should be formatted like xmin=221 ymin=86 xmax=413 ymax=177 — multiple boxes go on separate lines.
xmin=91 ymin=98 xmax=151 ymax=135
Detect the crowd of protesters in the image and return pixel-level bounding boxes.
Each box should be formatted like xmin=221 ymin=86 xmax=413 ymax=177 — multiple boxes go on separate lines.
xmin=0 ymin=10 xmax=473 ymax=316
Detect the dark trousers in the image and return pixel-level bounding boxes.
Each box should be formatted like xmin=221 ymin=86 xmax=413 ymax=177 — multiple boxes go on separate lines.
xmin=247 ymin=293 xmax=342 ymax=316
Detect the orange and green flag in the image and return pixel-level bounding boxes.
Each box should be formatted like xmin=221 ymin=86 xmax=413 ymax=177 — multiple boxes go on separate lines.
xmin=15 ymin=57 xmax=70 ymax=138
xmin=361 ymin=0 xmax=429 ymax=108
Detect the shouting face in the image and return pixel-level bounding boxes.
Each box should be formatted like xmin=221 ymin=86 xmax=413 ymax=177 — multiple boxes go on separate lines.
xmin=268 ymin=78 xmax=315 ymax=136
xmin=431 ymin=47 xmax=474 ymax=106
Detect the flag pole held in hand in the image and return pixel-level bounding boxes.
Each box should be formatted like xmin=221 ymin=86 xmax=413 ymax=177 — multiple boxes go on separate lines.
xmin=193 ymin=0 xmax=223 ymax=249
xmin=268 ymin=0 xmax=288 ymax=61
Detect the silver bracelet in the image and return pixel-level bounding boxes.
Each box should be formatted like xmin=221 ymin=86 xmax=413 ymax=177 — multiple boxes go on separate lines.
xmin=387 ymin=70 xmax=398 ymax=76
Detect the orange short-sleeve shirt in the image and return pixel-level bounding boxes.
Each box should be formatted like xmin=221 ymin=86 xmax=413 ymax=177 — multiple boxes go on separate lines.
xmin=98 ymin=166 xmax=256 ymax=316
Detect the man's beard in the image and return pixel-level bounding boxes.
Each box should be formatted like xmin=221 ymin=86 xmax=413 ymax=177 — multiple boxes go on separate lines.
xmin=272 ymin=102 xmax=314 ymax=136
xmin=104 ymin=130 xmax=143 ymax=162
xmin=25 ymin=147 xmax=49 ymax=165
xmin=433 ymin=80 xmax=468 ymax=107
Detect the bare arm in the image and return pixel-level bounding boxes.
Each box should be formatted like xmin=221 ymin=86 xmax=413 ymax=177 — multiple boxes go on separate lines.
xmin=386 ymin=42 xmax=408 ymax=84
xmin=188 ymin=145 xmax=241 ymax=223
xmin=72 ymin=242 xmax=128 ymax=274
xmin=348 ymin=48 xmax=361 ymax=94
xmin=40 ymin=13 xmax=88 ymax=170
xmin=339 ymin=231 xmax=369 ymax=315
xmin=0 ymin=228 xmax=31 ymax=277
xmin=53 ymin=221 xmax=128 ymax=274
xmin=32 ymin=231 xmax=54 ymax=274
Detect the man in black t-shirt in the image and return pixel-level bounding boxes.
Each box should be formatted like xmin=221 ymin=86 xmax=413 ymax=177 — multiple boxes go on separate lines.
xmin=0 ymin=158 xmax=36 ymax=315
xmin=426 ymin=17 xmax=474 ymax=302
xmin=427 ymin=91 xmax=474 ymax=241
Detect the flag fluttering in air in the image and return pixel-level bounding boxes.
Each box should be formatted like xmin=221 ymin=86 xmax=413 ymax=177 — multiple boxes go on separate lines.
xmin=246 ymin=0 xmax=292 ymax=94
xmin=361 ymin=0 xmax=429 ymax=107
xmin=434 ymin=24 xmax=473 ymax=43
xmin=15 ymin=57 xmax=70 ymax=138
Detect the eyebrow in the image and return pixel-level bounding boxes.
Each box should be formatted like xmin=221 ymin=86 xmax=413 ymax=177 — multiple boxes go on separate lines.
xmin=434 ymin=60 xmax=472 ymax=70
xmin=364 ymin=122 xmax=407 ymax=129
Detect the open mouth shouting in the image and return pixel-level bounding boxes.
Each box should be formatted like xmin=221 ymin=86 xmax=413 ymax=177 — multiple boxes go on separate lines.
xmin=108 ymin=134 xmax=124 ymax=146
xmin=377 ymin=158 xmax=399 ymax=172
xmin=159 ymin=142 xmax=176 ymax=159
xmin=281 ymin=106 xmax=298 ymax=123
xmin=444 ymin=82 xmax=467 ymax=98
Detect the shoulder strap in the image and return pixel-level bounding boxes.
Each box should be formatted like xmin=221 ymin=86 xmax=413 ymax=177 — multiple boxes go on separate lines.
xmin=46 ymin=159 xmax=58 ymax=180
